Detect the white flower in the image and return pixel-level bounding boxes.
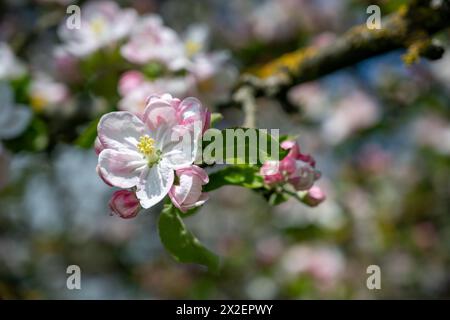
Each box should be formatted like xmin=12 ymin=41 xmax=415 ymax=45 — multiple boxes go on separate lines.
xmin=58 ymin=1 xmax=137 ymax=57
xmin=29 ymin=74 xmax=69 ymax=113
xmin=0 ymin=42 xmax=26 ymax=80
xmin=322 ymin=91 xmax=379 ymax=145
xmin=97 ymin=94 xmax=202 ymax=208
xmin=121 ymin=14 xmax=186 ymax=70
xmin=0 ymin=82 xmax=32 ymax=140
xmin=183 ymin=24 xmax=209 ymax=59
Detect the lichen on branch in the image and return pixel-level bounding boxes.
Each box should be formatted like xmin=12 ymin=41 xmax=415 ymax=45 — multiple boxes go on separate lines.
xmin=229 ymin=0 xmax=450 ymax=106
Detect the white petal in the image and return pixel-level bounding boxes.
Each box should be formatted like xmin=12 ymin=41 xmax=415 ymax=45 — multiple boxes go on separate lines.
xmin=135 ymin=160 xmax=174 ymax=209
xmin=97 ymin=111 xmax=148 ymax=151
xmin=97 ymin=149 xmax=146 ymax=188
xmin=161 ymin=126 xmax=199 ymax=169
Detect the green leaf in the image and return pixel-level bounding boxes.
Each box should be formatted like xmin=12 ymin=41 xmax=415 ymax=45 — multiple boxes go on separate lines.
xmin=158 ymin=205 xmax=220 ymax=273
xmin=75 ymin=117 xmax=100 ymax=149
xmin=143 ymin=62 xmax=165 ymax=79
xmin=201 ymin=128 xmax=284 ymax=166
xmin=210 ymin=113 xmax=223 ymax=127
xmin=204 ymin=165 xmax=263 ymax=192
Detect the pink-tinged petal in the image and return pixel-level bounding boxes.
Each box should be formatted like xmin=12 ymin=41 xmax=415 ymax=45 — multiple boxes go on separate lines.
xmin=135 ymin=160 xmax=174 ymax=209
xmin=169 ymin=166 xmax=209 ymax=212
xmin=177 ymin=97 xmax=210 ymax=133
xmin=260 ymin=160 xmax=283 ymax=185
xmin=302 ymin=186 xmax=326 ymax=207
xmin=98 ymin=149 xmax=146 ymax=188
xmin=281 ymin=140 xmax=296 ymax=150
xmin=288 ymin=162 xmax=317 ymax=191
xmin=298 ymin=153 xmax=316 ymax=167
xmin=109 ymin=190 xmax=141 ymax=219
xmin=94 ymin=136 xmax=104 ymax=155
xmin=98 ymin=111 xmax=148 ymax=151
xmin=281 ymin=140 xmax=301 ymax=158
xmin=281 ymin=140 xmax=316 ymax=168
xmin=280 ymin=156 xmax=297 ymax=175
xmin=142 ymin=94 xmax=178 ymax=130
xmin=176 ymin=165 xmax=209 ymax=184
xmin=118 ymin=70 xmax=145 ymax=96
xmin=169 ymin=174 xmax=195 ymax=208
xmin=96 ymin=164 xmax=113 ymax=187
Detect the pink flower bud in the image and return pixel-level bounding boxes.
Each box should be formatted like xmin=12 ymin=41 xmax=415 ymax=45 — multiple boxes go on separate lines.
xmin=169 ymin=165 xmax=209 ymax=212
xmin=261 ymin=140 xmax=320 ymax=191
xmin=108 ymin=190 xmax=140 ymax=219
xmin=302 ymin=186 xmax=326 ymax=207
xmin=281 ymin=140 xmax=316 ymax=167
xmin=118 ymin=71 xmax=145 ymax=96
xmin=260 ymin=160 xmax=284 ymax=185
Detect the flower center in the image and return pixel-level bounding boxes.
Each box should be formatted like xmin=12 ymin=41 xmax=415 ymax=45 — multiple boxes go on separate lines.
xmin=186 ymin=40 xmax=201 ymax=57
xmin=30 ymin=94 xmax=47 ymax=112
xmin=137 ymin=135 xmax=161 ymax=166
xmin=91 ymin=18 xmax=106 ymax=36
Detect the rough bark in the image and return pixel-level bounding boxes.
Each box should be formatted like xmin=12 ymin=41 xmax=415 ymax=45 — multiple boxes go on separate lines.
xmin=226 ymin=0 xmax=450 ymax=111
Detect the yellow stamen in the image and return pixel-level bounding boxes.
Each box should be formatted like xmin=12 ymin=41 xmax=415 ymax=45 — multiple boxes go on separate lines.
xmin=137 ymin=135 xmax=156 ymax=157
xmin=30 ymin=94 xmax=47 ymax=112
xmin=91 ymin=18 xmax=106 ymax=36
xmin=186 ymin=40 xmax=201 ymax=57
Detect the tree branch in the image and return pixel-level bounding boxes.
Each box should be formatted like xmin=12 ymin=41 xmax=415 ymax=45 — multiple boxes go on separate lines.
xmin=225 ymin=0 xmax=450 ymax=111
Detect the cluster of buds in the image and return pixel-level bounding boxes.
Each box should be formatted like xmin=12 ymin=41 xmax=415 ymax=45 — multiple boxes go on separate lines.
xmin=260 ymin=140 xmax=325 ymax=206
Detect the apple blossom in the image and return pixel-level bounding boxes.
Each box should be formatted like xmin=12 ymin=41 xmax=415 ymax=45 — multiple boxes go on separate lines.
xmin=183 ymin=24 xmax=209 ymax=59
xmin=118 ymin=71 xmax=146 ymax=96
xmin=169 ymin=165 xmax=209 ymax=212
xmin=260 ymin=140 xmax=320 ymax=191
xmin=322 ymin=91 xmax=379 ymax=145
xmin=281 ymin=245 xmax=345 ymax=287
xmin=0 ymin=82 xmax=31 ymax=140
xmin=29 ymin=75 xmax=69 ymax=113
xmin=96 ymin=94 xmax=207 ymax=209
xmin=58 ymin=1 xmax=137 ymax=57
xmin=302 ymin=185 xmax=326 ymax=207
xmin=121 ymin=15 xmax=185 ymax=70
xmin=109 ymin=190 xmax=141 ymax=219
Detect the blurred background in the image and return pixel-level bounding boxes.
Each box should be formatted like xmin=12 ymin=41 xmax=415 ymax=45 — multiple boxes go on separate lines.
xmin=1 ymin=0 xmax=450 ymax=299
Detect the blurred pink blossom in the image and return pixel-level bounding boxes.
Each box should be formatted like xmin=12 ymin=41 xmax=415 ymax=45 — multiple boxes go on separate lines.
xmin=121 ymin=14 xmax=185 ymax=69
xmin=281 ymin=245 xmax=345 ymax=287
xmin=58 ymin=1 xmax=137 ymax=57
xmin=29 ymin=74 xmax=69 ymax=113
xmin=322 ymin=91 xmax=380 ymax=145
